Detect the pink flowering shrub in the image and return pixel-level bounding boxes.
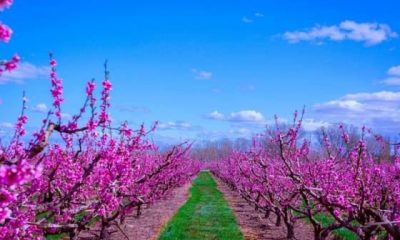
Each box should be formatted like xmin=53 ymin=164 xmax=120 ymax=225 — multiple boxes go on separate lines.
xmin=212 ymin=110 xmax=400 ymax=239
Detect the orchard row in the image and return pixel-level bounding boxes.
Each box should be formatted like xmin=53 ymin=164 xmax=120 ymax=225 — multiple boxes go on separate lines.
xmin=212 ymin=111 xmax=400 ymax=239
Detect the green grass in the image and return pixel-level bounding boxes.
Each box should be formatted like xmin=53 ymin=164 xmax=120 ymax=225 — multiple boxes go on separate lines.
xmin=313 ymin=213 xmax=358 ymax=240
xmin=45 ymin=233 xmax=67 ymax=240
xmin=158 ymin=171 xmax=243 ymax=240
xmin=314 ymin=213 xmax=388 ymax=240
xmin=43 ymin=211 xmax=99 ymax=240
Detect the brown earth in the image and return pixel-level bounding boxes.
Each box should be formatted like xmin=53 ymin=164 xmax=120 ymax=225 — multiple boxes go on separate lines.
xmin=214 ymin=176 xmax=314 ymax=240
xmin=78 ymin=182 xmax=191 ymax=240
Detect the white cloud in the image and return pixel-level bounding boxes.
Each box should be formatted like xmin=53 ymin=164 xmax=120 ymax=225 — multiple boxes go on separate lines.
xmin=255 ymin=12 xmax=264 ymax=17
xmin=158 ymin=121 xmax=194 ymax=130
xmin=284 ymin=26 xmax=345 ymax=43
xmin=313 ymin=91 xmax=400 ymax=133
xmin=242 ymin=16 xmax=253 ymax=23
xmin=192 ymin=69 xmax=213 ymax=80
xmin=0 ymin=122 xmax=13 ymax=128
xmin=0 ymin=122 xmax=14 ymax=138
xmin=229 ymin=110 xmax=265 ymax=122
xmin=32 ymin=103 xmax=48 ymax=113
xmin=229 ymin=127 xmax=252 ymax=136
xmin=381 ymin=66 xmax=400 ymax=85
xmin=388 ymin=65 xmax=400 ymax=76
xmin=207 ymin=110 xmax=225 ymax=120
xmin=301 ymin=118 xmax=330 ymax=132
xmin=283 ymin=20 xmax=397 ymax=46
xmin=0 ymin=62 xmax=50 ymax=84
xmin=339 ymin=21 xmax=397 ymax=45
xmin=315 ymin=100 xmax=364 ymax=113
xmin=342 ymin=91 xmax=400 ymax=101
xmin=382 ymin=77 xmax=400 ymax=85
xmin=206 ymin=110 xmax=265 ymax=123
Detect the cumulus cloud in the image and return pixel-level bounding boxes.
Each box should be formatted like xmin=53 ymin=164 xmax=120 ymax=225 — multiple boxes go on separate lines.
xmin=382 ymin=65 xmax=400 ymax=85
xmin=158 ymin=121 xmax=196 ymax=131
xmin=343 ymin=91 xmax=400 ymax=101
xmin=31 ymin=103 xmax=48 ymax=113
xmin=229 ymin=127 xmax=252 ymax=136
xmin=207 ymin=110 xmax=225 ymax=120
xmin=229 ymin=110 xmax=265 ymax=122
xmin=242 ymin=16 xmax=253 ymax=23
xmin=0 ymin=122 xmax=13 ymax=128
xmin=382 ymin=77 xmax=400 ymax=85
xmin=315 ymin=100 xmax=364 ymax=112
xmin=192 ymin=69 xmax=213 ymax=80
xmin=313 ymin=91 xmax=400 ymax=133
xmin=255 ymin=12 xmax=264 ymax=17
xmin=283 ymin=20 xmax=397 ymax=46
xmin=301 ymin=118 xmax=330 ymax=132
xmin=0 ymin=122 xmax=14 ymax=138
xmin=0 ymin=62 xmax=50 ymax=84
xmin=206 ymin=110 xmax=266 ymax=123
xmin=388 ymin=65 xmax=400 ymax=76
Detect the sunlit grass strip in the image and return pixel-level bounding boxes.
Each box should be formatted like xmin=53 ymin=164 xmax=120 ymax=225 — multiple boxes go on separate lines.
xmin=158 ymin=171 xmax=243 ymax=240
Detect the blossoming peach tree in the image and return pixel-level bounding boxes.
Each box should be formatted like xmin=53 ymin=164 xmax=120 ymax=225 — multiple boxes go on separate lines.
xmin=0 ymin=2 xmax=200 ymax=239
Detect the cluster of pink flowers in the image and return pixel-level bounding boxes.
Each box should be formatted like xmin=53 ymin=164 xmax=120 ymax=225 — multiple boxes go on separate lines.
xmin=0 ymin=0 xmax=13 ymax=11
xmin=49 ymin=56 xmax=64 ymax=119
xmin=99 ymin=79 xmax=112 ymax=125
xmin=0 ymin=23 xmax=11 ymax=42
xmin=212 ymin=113 xmax=400 ymax=239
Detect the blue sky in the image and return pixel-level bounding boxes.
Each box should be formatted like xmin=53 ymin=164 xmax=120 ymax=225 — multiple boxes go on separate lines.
xmin=1 ymin=0 xmax=400 ymax=142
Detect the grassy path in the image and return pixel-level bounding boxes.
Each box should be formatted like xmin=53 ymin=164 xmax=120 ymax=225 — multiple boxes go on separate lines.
xmin=158 ymin=171 xmax=243 ymax=240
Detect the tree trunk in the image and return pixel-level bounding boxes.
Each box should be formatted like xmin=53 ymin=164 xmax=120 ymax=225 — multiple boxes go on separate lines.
xmin=286 ymin=223 xmax=295 ymax=239
xmin=99 ymin=220 xmax=111 ymax=240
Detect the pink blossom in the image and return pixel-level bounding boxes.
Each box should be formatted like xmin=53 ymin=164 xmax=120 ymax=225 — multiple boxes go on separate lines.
xmin=0 ymin=23 xmax=12 ymax=42
xmin=49 ymin=55 xmax=64 ymax=118
xmin=86 ymin=81 xmax=96 ymax=96
xmin=0 ymin=0 xmax=13 ymax=11
xmin=0 ymin=207 xmax=11 ymax=224
xmin=0 ymin=189 xmax=14 ymax=207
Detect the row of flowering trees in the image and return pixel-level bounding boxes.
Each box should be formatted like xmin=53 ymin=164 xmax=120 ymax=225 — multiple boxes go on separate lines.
xmin=0 ymin=2 xmax=200 ymax=239
xmin=0 ymin=58 xmax=200 ymax=239
xmin=211 ymin=111 xmax=400 ymax=240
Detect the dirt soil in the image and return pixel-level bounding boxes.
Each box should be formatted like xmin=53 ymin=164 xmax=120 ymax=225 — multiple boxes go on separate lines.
xmin=78 ymin=183 xmax=191 ymax=240
xmin=215 ymin=177 xmax=314 ymax=240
